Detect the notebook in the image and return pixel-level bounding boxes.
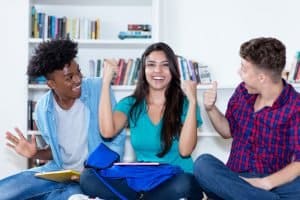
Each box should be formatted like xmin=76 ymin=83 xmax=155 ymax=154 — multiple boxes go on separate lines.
xmin=35 ymin=169 xmax=80 ymax=182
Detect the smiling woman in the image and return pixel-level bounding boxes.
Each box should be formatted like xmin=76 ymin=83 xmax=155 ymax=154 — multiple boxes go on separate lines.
xmin=145 ymin=51 xmax=172 ymax=91
xmin=79 ymin=42 xmax=204 ymax=199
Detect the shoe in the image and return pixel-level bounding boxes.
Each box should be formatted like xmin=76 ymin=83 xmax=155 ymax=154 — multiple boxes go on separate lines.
xmin=68 ymin=194 xmax=103 ymax=200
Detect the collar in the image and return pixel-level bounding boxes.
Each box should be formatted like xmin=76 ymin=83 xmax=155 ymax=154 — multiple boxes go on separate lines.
xmin=271 ymin=79 xmax=291 ymax=109
xmin=241 ymin=79 xmax=291 ymax=109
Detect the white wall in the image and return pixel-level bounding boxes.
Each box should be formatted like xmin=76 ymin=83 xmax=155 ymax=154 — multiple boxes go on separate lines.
xmin=0 ymin=1 xmax=28 ymax=178
xmin=161 ymin=0 xmax=300 ymax=87
xmin=1 ymin=0 xmax=300 ymax=178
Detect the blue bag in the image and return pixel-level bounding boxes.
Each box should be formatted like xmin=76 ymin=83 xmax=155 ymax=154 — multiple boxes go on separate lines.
xmin=85 ymin=143 xmax=183 ymax=200
xmin=85 ymin=142 xmax=120 ymax=169
xmin=100 ymin=164 xmax=183 ymax=192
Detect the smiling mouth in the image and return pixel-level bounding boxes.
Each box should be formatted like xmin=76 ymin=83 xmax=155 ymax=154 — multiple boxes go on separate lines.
xmin=72 ymin=85 xmax=81 ymax=91
xmin=152 ymin=76 xmax=164 ymax=80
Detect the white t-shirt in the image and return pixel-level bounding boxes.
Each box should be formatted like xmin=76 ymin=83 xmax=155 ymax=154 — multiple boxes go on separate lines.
xmin=54 ymin=98 xmax=88 ymax=172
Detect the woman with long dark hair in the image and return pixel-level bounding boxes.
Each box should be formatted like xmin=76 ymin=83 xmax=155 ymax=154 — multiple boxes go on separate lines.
xmin=80 ymin=42 xmax=203 ymax=199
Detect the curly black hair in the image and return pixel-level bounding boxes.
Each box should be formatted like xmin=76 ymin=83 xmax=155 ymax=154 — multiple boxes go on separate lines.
xmin=27 ymin=39 xmax=78 ymax=79
xmin=240 ymin=37 xmax=286 ymax=81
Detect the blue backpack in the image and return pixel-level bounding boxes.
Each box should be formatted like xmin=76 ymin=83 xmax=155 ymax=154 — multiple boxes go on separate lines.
xmin=85 ymin=143 xmax=183 ymax=200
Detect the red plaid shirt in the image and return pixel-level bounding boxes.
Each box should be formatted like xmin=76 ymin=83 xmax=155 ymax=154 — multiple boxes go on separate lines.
xmin=225 ymin=80 xmax=300 ymax=174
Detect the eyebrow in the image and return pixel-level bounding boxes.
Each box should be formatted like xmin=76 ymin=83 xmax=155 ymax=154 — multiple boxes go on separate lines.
xmin=146 ymin=60 xmax=168 ymax=64
xmin=63 ymin=64 xmax=80 ymax=76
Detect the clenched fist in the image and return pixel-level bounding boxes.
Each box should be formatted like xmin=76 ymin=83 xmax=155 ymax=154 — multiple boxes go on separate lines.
xmin=203 ymin=81 xmax=217 ymax=111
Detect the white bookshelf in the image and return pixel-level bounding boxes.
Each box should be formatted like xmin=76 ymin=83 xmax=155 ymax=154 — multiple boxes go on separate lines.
xmin=28 ymin=83 xmax=238 ymax=90
xmin=27 ymin=0 xmax=161 ymax=166
xmin=27 ymin=0 xmax=160 ymax=121
xmin=29 ymin=38 xmax=154 ymax=48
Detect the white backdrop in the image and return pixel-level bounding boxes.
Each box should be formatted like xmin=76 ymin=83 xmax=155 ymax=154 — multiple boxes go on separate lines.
xmin=0 ymin=0 xmax=28 ymax=178
xmin=161 ymin=0 xmax=300 ymax=87
xmin=1 ymin=0 xmax=300 ymax=178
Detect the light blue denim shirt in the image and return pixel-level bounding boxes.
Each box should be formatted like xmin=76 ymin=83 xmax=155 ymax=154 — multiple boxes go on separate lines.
xmin=31 ymin=77 xmax=126 ymax=172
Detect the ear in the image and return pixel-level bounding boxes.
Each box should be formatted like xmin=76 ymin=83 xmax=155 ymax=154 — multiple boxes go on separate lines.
xmin=47 ymin=79 xmax=56 ymax=89
xmin=258 ymin=72 xmax=266 ymax=83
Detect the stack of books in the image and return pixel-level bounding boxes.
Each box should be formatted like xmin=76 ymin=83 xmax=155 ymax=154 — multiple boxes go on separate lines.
xmin=118 ymin=24 xmax=151 ymax=40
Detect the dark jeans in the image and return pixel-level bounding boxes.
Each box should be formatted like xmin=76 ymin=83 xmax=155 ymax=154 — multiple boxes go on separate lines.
xmin=194 ymin=154 xmax=300 ymax=200
xmin=80 ymin=168 xmax=203 ymax=200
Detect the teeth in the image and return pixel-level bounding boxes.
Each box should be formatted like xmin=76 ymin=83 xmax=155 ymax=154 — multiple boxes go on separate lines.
xmin=73 ymin=85 xmax=81 ymax=91
xmin=153 ymin=76 xmax=164 ymax=80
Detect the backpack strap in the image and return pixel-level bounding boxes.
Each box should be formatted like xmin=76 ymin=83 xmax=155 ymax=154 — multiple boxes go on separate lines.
xmin=91 ymin=169 xmax=127 ymax=200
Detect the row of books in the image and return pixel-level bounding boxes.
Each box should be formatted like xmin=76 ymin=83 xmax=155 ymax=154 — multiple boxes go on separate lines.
xmin=27 ymin=100 xmax=37 ymax=131
xmin=118 ymin=24 xmax=151 ymax=40
xmin=28 ymin=56 xmax=211 ymax=86
xmin=288 ymin=51 xmax=300 ymax=83
xmin=31 ymin=6 xmax=100 ymax=40
xmin=88 ymin=58 xmax=142 ymax=86
xmin=177 ymin=56 xmax=212 ymax=84
xmin=87 ymin=56 xmax=211 ymax=85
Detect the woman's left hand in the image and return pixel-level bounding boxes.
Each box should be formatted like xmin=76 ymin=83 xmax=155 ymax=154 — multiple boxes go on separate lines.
xmin=182 ymin=80 xmax=197 ymax=104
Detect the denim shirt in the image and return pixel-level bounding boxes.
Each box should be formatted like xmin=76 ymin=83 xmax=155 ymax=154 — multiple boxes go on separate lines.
xmin=31 ymin=77 xmax=126 ymax=172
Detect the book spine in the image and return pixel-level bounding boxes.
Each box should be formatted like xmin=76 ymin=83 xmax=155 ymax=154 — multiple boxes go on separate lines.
xmin=123 ymin=59 xmax=133 ymax=85
xmin=128 ymin=24 xmax=151 ymax=32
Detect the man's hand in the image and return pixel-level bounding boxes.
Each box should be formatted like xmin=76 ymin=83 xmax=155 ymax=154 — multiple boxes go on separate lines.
xmin=241 ymin=176 xmax=273 ymax=191
xmin=6 ymin=127 xmax=37 ymax=158
xmin=70 ymin=175 xmax=80 ymax=182
xmin=203 ymin=81 xmax=217 ymax=111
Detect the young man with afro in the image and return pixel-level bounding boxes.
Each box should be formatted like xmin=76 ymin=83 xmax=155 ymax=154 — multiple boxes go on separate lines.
xmin=0 ymin=39 xmax=126 ymax=199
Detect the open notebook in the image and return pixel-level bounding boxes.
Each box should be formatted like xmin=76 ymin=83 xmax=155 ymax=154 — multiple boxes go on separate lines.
xmin=113 ymin=162 xmax=160 ymax=166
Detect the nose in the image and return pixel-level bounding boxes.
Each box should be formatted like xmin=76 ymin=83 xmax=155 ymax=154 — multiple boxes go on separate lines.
xmin=153 ymin=64 xmax=162 ymax=72
xmin=73 ymin=74 xmax=82 ymax=83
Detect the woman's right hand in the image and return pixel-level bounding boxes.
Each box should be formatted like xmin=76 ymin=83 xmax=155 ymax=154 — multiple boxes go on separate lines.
xmin=203 ymin=81 xmax=218 ymax=111
xmin=6 ymin=127 xmax=37 ymax=158
xmin=103 ymin=59 xmax=119 ymax=85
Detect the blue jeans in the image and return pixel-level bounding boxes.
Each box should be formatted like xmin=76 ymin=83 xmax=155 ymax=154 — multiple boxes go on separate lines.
xmin=0 ymin=170 xmax=82 ymax=199
xmin=194 ymin=154 xmax=300 ymax=200
xmin=80 ymin=168 xmax=203 ymax=200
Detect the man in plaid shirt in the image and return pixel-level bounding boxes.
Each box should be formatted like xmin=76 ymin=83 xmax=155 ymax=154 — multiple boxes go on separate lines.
xmin=194 ymin=37 xmax=300 ymax=199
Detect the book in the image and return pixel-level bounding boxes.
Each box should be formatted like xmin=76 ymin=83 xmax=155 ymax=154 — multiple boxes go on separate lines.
xmin=114 ymin=59 xmax=126 ymax=85
xmin=198 ymin=65 xmax=212 ymax=84
xmin=114 ymin=162 xmax=160 ymax=166
xmin=118 ymin=31 xmax=151 ymax=40
xmin=128 ymin=24 xmax=151 ymax=32
xmin=88 ymin=59 xmax=96 ymax=77
xmin=123 ymin=59 xmax=133 ymax=85
xmin=35 ymin=169 xmax=80 ymax=182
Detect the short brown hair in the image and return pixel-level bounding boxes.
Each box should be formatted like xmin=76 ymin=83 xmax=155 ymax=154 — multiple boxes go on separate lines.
xmin=240 ymin=37 xmax=286 ymax=81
